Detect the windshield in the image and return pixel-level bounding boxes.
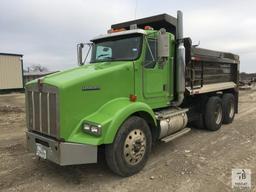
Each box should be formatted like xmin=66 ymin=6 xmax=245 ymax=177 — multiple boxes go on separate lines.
xmin=90 ymin=34 xmax=142 ymax=63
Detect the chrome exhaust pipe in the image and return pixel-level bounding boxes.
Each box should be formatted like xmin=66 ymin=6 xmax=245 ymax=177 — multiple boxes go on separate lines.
xmin=172 ymin=10 xmax=185 ymax=106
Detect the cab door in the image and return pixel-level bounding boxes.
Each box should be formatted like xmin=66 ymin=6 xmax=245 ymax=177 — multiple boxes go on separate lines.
xmin=142 ymin=38 xmax=170 ymax=104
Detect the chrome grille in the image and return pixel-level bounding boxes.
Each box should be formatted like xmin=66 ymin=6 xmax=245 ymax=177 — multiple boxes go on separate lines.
xmin=26 ymin=84 xmax=59 ymax=138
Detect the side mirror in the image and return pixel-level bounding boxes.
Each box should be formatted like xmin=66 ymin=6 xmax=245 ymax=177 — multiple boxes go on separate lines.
xmin=77 ymin=43 xmax=84 ymax=66
xmin=157 ymin=28 xmax=169 ymax=58
xmin=77 ymin=43 xmax=92 ymax=66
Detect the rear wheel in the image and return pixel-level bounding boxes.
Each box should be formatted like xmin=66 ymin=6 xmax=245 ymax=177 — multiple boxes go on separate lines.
xmin=193 ymin=114 xmax=205 ymax=129
xmin=105 ymin=116 xmax=152 ymax=177
xmin=222 ymin=93 xmax=235 ymax=124
xmin=204 ymin=96 xmax=223 ymax=131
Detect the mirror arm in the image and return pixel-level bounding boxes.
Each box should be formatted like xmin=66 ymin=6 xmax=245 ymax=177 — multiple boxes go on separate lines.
xmin=145 ymin=37 xmax=155 ymax=62
xmin=83 ymin=43 xmax=92 ymax=64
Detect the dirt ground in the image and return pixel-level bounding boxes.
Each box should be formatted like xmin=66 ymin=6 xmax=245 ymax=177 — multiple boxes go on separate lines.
xmin=0 ymin=90 xmax=255 ymax=192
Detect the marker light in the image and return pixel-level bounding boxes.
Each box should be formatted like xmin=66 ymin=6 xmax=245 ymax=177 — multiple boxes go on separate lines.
xmin=130 ymin=94 xmax=137 ymax=102
xmin=107 ymin=28 xmax=126 ymax=34
xmin=144 ymin=26 xmax=154 ymax=30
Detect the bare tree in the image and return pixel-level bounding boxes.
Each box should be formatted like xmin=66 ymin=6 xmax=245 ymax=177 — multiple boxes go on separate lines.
xmin=28 ymin=64 xmax=48 ymax=72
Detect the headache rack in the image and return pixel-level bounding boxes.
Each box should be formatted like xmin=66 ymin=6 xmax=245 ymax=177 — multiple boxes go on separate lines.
xmin=112 ymin=13 xmax=177 ymax=35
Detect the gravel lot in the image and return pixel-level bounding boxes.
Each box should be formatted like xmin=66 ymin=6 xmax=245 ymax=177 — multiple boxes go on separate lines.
xmin=0 ymin=90 xmax=255 ymax=192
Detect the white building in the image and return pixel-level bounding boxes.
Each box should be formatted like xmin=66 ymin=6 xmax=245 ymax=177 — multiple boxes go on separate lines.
xmin=0 ymin=53 xmax=24 ymax=91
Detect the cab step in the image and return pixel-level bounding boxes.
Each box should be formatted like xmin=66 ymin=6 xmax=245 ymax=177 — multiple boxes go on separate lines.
xmin=161 ymin=128 xmax=191 ymax=143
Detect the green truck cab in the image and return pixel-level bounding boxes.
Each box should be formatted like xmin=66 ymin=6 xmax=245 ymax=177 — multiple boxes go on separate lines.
xmin=26 ymin=11 xmax=239 ymax=176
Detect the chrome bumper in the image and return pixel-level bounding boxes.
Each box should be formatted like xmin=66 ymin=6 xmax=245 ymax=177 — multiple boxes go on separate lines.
xmin=26 ymin=131 xmax=97 ymax=165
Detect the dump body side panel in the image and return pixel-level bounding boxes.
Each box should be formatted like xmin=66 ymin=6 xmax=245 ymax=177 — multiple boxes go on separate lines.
xmin=184 ymin=38 xmax=239 ymax=91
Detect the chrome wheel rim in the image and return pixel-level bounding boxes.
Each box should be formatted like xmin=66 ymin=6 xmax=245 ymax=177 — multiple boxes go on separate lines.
xmin=229 ymin=102 xmax=235 ymax=118
xmin=123 ymin=129 xmax=146 ymax=165
xmin=215 ymin=104 xmax=222 ymax=124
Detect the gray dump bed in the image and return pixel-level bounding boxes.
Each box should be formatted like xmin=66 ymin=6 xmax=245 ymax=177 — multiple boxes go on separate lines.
xmin=184 ymin=38 xmax=239 ymax=93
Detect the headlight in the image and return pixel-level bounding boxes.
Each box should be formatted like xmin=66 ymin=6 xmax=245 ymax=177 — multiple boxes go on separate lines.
xmin=82 ymin=123 xmax=101 ymax=136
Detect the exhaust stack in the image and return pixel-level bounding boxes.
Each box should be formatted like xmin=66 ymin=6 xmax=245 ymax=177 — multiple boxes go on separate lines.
xmin=173 ymin=10 xmax=186 ymax=106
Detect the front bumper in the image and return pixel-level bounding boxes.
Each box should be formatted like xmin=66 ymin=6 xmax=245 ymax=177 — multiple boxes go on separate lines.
xmin=26 ymin=131 xmax=97 ymax=165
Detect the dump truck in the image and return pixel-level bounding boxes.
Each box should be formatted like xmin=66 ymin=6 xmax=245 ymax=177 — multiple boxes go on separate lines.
xmin=26 ymin=11 xmax=239 ymax=176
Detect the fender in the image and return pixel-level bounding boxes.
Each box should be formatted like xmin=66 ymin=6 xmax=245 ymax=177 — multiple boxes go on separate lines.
xmin=68 ymin=97 xmax=156 ymax=145
xmin=101 ymin=98 xmax=157 ymax=143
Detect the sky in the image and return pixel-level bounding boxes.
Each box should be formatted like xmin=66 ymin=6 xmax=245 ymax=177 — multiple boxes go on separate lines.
xmin=0 ymin=0 xmax=256 ymax=72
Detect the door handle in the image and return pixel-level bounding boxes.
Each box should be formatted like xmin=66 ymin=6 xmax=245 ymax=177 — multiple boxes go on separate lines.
xmin=163 ymin=84 xmax=167 ymax=91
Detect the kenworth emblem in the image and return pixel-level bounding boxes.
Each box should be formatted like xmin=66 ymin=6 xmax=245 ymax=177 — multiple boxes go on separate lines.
xmin=81 ymin=86 xmax=100 ymax=91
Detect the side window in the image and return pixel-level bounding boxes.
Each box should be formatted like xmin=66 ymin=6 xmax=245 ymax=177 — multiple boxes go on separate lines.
xmin=96 ymin=46 xmax=112 ymax=60
xmin=144 ymin=39 xmax=157 ymax=68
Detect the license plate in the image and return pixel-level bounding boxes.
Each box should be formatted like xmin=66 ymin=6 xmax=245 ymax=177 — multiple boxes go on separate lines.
xmin=36 ymin=143 xmax=47 ymax=159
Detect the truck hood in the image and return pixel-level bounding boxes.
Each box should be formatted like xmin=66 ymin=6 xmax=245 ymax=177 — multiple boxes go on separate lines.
xmin=40 ymin=61 xmax=129 ymax=88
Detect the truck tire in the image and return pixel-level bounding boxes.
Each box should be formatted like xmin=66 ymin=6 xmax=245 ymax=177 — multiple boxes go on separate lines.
xmin=193 ymin=115 xmax=205 ymax=129
xmin=105 ymin=116 xmax=152 ymax=177
xmin=222 ymin=93 xmax=235 ymax=124
xmin=204 ymin=96 xmax=223 ymax=131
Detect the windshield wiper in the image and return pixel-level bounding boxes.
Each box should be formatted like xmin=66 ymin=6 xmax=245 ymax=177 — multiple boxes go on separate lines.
xmin=104 ymin=56 xmax=115 ymax=60
xmin=97 ymin=54 xmax=115 ymax=61
xmin=97 ymin=54 xmax=109 ymax=59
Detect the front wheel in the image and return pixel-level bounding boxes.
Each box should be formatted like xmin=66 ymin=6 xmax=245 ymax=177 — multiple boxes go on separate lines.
xmin=105 ymin=116 xmax=152 ymax=177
